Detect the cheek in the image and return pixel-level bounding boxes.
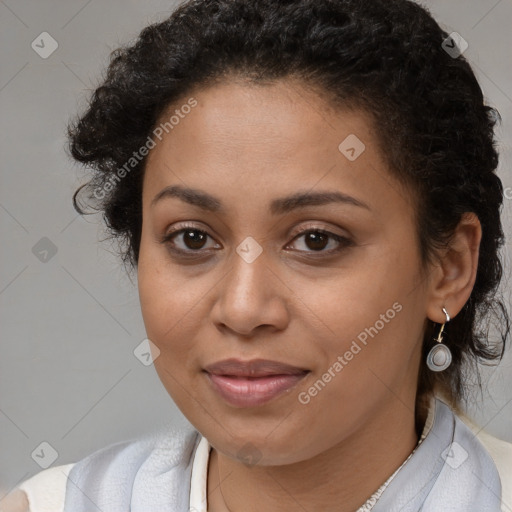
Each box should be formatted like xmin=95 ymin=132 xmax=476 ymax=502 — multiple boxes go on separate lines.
xmin=137 ymin=236 xmax=224 ymax=389
xmin=137 ymin=257 xmax=203 ymax=410
xmin=138 ymin=268 xmax=199 ymax=352
xmin=137 ymin=239 xmax=194 ymax=356
xmin=301 ymin=240 xmax=423 ymax=382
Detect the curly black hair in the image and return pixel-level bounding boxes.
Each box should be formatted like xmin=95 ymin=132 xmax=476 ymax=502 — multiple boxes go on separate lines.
xmin=67 ymin=0 xmax=509 ymax=408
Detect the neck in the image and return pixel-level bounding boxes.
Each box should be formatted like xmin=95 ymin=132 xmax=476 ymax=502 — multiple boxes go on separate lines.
xmin=207 ymin=396 xmax=422 ymax=512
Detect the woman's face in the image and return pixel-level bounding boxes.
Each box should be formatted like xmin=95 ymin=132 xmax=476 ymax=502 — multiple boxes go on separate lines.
xmin=138 ymin=79 xmax=430 ymax=465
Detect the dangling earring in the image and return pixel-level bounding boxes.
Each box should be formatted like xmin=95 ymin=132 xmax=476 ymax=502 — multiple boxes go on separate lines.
xmin=426 ymin=307 xmax=452 ymax=372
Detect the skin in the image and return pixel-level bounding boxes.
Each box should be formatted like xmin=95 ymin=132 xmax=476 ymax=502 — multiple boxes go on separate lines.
xmin=1 ymin=490 xmax=29 ymax=512
xmin=137 ymin=78 xmax=481 ymax=512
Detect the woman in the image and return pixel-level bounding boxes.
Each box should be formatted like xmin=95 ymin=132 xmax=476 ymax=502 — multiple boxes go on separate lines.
xmin=5 ymin=0 xmax=511 ymax=510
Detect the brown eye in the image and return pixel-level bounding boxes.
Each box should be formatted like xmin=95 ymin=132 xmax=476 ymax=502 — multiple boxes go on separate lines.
xmin=288 ymin=229 xmax=352 ymax=255
xmin=161 ymin=227 xmax=219 ymax=255
xmin=303 ymin=231 xmax=329 ymax=251
xmin=160 ymin=224 xmax=353 ymax=261
xmin=182 ymin=229 xmax=208 ymax=250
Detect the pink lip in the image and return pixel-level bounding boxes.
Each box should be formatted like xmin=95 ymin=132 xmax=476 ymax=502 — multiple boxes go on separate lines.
xmin=203 ymin=358 xmax=309 ymax=407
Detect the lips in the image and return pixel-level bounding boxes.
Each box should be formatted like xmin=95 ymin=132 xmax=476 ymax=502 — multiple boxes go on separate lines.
xmin=204 ymin=358 xmax=309 ymax=377
xmin=203 ymin=358 xmax=309 ymax=407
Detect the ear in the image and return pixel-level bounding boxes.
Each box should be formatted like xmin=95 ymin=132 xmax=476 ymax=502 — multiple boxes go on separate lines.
xmin=426 ymin=212 xmax=482 ymax=323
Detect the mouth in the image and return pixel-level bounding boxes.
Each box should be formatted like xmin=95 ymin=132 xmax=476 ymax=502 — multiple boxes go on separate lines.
xmin=203 ymin=358 xmax=310 ymax=408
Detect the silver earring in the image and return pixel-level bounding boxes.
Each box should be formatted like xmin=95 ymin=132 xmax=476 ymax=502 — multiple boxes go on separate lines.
xmin=426 ymin=307 xmax=452 ymax=372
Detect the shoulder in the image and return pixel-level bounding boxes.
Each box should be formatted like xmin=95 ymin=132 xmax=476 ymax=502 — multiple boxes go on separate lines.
xmin=7 ymin=464 xmax=75 ymax=512
xmin=1 ymin=489 xmax=29 ymax=512
xmin=459 ymin=413 xmax=512 ymax=512
xmin=10 ymin=424 xmax=199 ymax=512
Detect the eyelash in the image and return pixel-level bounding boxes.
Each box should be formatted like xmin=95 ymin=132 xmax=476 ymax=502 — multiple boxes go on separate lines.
xmin=159 ymin=222 xmax=353 ymax=259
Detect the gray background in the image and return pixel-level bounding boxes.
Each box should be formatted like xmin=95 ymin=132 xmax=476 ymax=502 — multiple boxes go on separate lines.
xmin=0 ymin=0 xmax=511 ymax=497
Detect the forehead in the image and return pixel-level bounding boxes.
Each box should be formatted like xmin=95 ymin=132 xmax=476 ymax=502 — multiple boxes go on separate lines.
xmin=149 ymin=78 xmax=374 ymax=153
xmin=142 ymin=79 xmax=410 ymax=219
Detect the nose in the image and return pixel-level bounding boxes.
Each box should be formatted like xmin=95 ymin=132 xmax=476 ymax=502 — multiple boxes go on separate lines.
xmin=210 ymin=246 xmax=290 ymax=338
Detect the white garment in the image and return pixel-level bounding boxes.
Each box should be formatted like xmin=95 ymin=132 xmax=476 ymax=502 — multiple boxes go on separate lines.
xmin=14 ymin=410 xmax=512 ymax=512
xmin=14 ymin=464 xmax=74 ymax=512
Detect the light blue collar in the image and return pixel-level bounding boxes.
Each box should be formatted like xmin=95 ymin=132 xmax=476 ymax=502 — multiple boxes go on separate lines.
xmin=63 ymin=398 xmax=502 ymax=511
xmin=372 ymin=399 xmax=502 ymax=511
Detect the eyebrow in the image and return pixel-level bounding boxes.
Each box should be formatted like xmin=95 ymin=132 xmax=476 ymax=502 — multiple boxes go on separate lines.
xmin=150 ymin=184 xmax=370 ymax=214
